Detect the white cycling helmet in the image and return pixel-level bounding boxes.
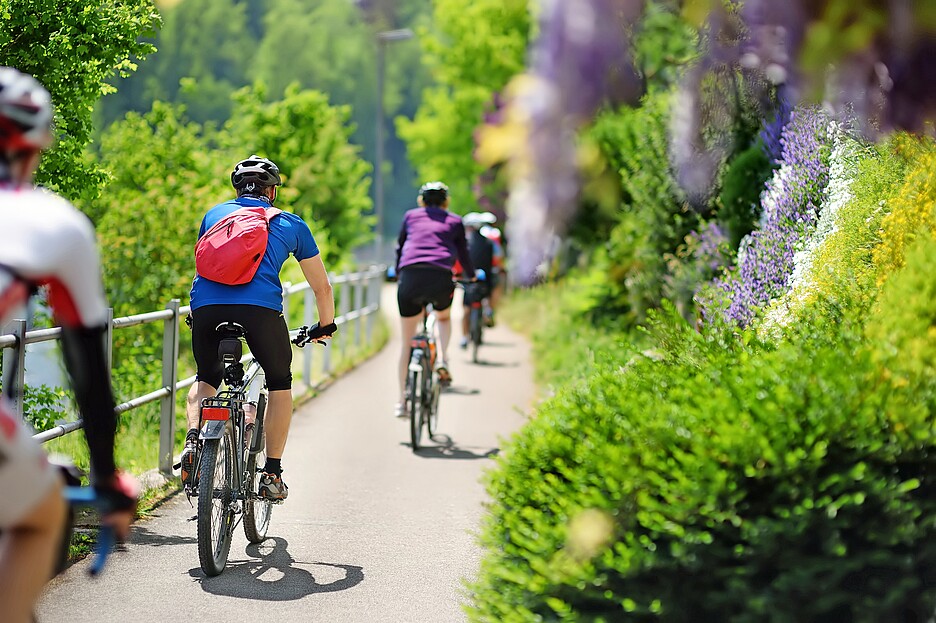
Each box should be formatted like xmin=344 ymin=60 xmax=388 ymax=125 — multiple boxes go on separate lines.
xmin=0 ymin=67 xmax=53 ymax=151
xmin=463 ymin=211 xmax=497 ymax=229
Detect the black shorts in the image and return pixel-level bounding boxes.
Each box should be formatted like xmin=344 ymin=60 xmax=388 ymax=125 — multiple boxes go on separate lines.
xmin=462 ymin=281 xmax=491 ymax=306
xmin=190 ymin=304 xmax=292 ymax=391
xmin=397 ymin=265 xmax=455 ymax=318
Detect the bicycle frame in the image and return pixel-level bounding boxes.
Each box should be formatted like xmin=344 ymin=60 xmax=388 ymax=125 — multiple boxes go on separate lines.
xmin=407 ymin=307 xmax=441 ymax=451
xmin=196 ymin=358 xmax=265 ymax=506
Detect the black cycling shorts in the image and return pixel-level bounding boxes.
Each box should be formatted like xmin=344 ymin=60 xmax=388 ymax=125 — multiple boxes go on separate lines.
xmin=462 ymin=281 xmax=491 ymax=306
xmin=191 ymin=304 xmax=292 ymax=391
xmin=397 ymin=265 xmax=455 ymax=318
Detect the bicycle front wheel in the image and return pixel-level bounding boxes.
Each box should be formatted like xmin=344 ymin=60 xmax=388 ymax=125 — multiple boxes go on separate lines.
xmin=244 ymin=446 xmax=272 ymax=543
xmin=197 ymin=421 xmax=236 ymax=576
xmin=408 ymin=354 xmax=423 ymax=451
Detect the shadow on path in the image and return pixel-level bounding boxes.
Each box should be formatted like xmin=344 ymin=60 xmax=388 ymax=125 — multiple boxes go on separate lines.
xmin=132 ymin=524 xmax=198 ymax=548
xmin=189 ymin=537 xmax=364 ymax=601
xmin=442 ymin=385 xmax=480 ymax=396
xmin=406 ymin=434 xmax=500 ymax=460
xmin=467 ymin=359 xmax=519 ymax=368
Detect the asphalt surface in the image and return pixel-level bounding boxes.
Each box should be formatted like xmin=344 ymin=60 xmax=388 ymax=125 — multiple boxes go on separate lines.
xmin=37 ymin=286 xmax=535 ymax=623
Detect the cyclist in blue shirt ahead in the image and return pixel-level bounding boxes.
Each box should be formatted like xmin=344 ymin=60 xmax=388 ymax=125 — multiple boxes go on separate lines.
xmin=184 ymin=156 xmax=336 ymax=502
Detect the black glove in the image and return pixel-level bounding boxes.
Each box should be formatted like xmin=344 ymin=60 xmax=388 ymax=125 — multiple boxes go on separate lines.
xmin=94 ymin=471 xmax=140 ymax=513
xmin=293 ymin=322 xmax=337 ymax=346
xmin=307 ymin=321 xmax=337 ymax=340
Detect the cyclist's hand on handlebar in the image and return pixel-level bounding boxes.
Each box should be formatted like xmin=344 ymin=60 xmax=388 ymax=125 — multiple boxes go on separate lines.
xmin=95 ymin=471 xmax=140 ymax=542
xmin=293 ymin=321 xmax=338 ymax=346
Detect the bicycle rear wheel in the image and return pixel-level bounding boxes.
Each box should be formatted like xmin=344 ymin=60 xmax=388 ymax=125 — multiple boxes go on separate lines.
xmin=244 ymin=394 xmax=272 ymax=543
xmin=470 ymin=307 xmax=483 ymax=363
xmin=197 ymin=421 xmax=236 ymax=576
xmin=408 ymin=352 xmax=424 ymax=451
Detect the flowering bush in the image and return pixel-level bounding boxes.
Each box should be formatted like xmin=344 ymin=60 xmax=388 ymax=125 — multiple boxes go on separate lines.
xmin=873 ymin=137 xmax=936 ymax=281
xmin=703 ymin=106 xmax=831 ymax=326
xmin=469 ymin=311 xmax=936 ymax=622
xmin=759 ymin=124 xmax=867 ymax=332
xmin=663 ymin=222 xmax=731 ymax=321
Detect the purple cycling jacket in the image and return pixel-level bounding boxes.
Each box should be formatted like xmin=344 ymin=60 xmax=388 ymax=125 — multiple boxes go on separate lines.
xmin=395 ymin=206 xmax=475 ymax=275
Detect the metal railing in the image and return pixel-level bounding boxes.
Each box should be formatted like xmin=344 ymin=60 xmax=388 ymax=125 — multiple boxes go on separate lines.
xmin=0 ymin=265 xmax=386 ymax=476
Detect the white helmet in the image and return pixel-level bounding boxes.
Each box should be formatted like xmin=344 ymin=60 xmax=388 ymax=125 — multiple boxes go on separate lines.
xmin=463 ymin=211 xmax=496 ymax=229
xmin=0 ymin=67 xmax=53 ymax=151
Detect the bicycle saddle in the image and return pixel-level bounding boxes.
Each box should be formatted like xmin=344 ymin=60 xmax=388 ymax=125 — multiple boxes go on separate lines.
xmin=216 ymin=322 xmax=246 ymax=363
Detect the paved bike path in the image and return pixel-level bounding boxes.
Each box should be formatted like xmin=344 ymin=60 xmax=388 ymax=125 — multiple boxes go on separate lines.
xmin=38 ymin=287 xmax=535 ymax=623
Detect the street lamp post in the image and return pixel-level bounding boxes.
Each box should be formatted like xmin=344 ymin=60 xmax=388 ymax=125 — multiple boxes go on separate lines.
xmin=374 ymin=28 xmax=413 ymax=266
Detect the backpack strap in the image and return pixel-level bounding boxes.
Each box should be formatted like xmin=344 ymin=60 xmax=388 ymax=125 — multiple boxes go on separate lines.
xmin=265 ymin=207 xmax=282 ymax=221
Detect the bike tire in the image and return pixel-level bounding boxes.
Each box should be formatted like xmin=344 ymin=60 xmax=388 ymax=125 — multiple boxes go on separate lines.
xmin=243 ymin=446 xmax=271 ymax=543
xmin=470 ymin=307 xmax=482 ymax=363
xmin=197 ymin=421 xmax=235 ymax=576
xmin=244 ymin=394 xmax=272 ymax=543
xmin=427 ymin=365 xmax=441 ymax=437
xmin=408 ymin=354 xmax=423 ymax=451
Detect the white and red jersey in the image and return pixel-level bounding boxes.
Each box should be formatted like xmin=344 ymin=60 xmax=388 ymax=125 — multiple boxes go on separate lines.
xmin=0 ymin=186 xmax=109 ymax=527
xmin=0 ymin=187 xmax=108 ymax=327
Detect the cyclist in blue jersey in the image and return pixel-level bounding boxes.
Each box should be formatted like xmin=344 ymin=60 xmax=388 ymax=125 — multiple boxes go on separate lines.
xmin=183 ymin=156 xmax=336 ymax=502
xmin=0 ymin=68 xmax=137 ymax=623
xmin=394 ymin=182 xmax=475 ymax=417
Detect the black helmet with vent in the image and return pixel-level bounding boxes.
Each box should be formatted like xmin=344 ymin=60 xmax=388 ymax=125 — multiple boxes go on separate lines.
xmin=231 ymin=155 xmax=282 ymax=192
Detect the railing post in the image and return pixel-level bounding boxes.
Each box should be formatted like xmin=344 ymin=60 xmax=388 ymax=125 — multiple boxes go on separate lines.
xmin=354 ymin=273 xmax=365 ymax=349
xmin=303 ymin=288 xmax=315 ymax=388
xmin=366 ymin=268 xmax=377 ymax=344
xmin=158 ymin=299 xmax=180 ymax=477
xmin=282 ymin=281 xmax=293 ymax=325
xmin=2 ymin=319 xmax=26 ymax=419
xmin=105 ymin=307 xmax=114 ymax=382
xmin=339 ymin=278 xmax=351 ymax=361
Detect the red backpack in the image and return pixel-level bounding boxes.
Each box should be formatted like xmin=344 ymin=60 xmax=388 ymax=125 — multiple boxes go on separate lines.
xmin=195 ymin=206 xmax=282 ymax=285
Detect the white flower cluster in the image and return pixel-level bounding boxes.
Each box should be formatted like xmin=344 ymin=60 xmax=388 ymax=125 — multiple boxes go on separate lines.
xmin=760 ymin=122 xmax=863 ymax=335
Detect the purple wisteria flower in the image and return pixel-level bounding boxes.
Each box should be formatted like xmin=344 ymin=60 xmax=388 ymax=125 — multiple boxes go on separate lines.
xmin=503 ymin=0 xmax=644 ymax=284
xmin=702 ymin=106 xmax=831 ymax=326
xmin=759 ymin=90 xmax=792 ymax=164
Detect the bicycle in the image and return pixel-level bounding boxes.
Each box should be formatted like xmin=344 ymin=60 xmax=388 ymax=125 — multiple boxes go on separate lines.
xmin=190 ymin=321 xmax=322 ymax=577
xmin=460 ymin=274 xmax=488 ymax=364
xmin=405 ymin=307 xmax=442 ymax=452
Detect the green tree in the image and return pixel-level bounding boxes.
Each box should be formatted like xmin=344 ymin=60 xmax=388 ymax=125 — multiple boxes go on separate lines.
xmin=397 ymin=0 xmax=530 ymax=212
xmin=0 ymin=0 xmax=159 ymax=205
xmin=91 ymin=101 xmax=228 ymax=409
xmin=224 ymin=84 xmax=374 ymax=268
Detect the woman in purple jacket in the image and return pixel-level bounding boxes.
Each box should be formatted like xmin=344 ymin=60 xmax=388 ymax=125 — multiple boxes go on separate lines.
xmin=394 ymin=182 xmax=474 ymax=417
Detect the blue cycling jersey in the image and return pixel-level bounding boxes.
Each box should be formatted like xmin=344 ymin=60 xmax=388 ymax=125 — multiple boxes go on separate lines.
xmin=190 ymin=196 xmax=319 ymax=312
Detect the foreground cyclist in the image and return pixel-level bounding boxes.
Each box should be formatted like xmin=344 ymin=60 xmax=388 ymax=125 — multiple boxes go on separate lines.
xmin=183 ymin=155 xmax=336 ymax=502
xmin=0 ymin=67 xmax=137 ymax=623
xmin=394 ymin=182 xmax=474 ymax=417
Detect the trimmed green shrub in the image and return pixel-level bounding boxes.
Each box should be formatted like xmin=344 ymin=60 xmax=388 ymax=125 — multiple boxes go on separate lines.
xmin=718 ymin=141 xmax=774 ymax=249
xmin=469 ymin=311 xmax=936 ymax=621
xmin=587 ymin=92 xmax=699 ymax=324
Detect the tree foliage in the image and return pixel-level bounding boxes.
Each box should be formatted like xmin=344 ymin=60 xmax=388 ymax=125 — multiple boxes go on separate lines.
xmin=397 ymin=0 xmax=530 ymax=212
xmin=224 ymin=84 xmax=374 ymax=268
xmin=0 ymin=0 xmax=159 ymax=206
